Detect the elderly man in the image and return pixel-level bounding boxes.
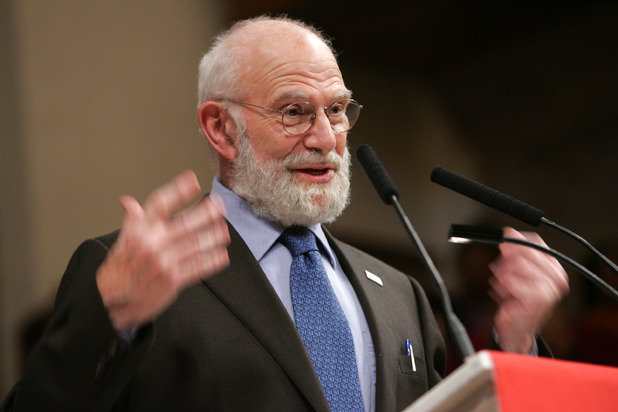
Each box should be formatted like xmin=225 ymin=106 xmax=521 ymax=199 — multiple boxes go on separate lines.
xmin=2 ymin=16 xmax=568 ymax=412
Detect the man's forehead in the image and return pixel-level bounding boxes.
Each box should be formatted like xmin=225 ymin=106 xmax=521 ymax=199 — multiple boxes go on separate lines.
xmin=228 ymin=21 xmax=343 ymax=99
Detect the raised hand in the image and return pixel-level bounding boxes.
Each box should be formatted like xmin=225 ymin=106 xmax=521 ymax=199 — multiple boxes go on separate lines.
xmin=489 ymin=227 xmax=569 ymax=353
xmin=96 ymin=171 xmax=231 ymax=331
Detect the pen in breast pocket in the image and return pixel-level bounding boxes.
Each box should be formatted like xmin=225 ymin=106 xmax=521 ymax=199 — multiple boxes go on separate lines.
xmin=405 ymin=339 xmax=416 ymax=372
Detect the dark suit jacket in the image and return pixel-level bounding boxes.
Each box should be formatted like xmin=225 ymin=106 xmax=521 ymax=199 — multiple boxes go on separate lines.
xmin=3 ymin=224 xmax=447 ymax=411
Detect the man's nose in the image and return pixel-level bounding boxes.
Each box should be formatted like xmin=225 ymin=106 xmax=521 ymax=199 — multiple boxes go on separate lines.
xmin=303 ymin=109 xmax=338 ymax=152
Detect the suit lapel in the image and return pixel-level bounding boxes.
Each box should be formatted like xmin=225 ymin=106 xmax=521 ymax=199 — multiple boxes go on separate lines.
xmin=202 ymin=224 xmax=330 ymax=412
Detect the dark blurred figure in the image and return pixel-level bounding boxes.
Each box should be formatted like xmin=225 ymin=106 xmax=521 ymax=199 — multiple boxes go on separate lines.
xmin=573 ymin=238 xmax=618 ymax=367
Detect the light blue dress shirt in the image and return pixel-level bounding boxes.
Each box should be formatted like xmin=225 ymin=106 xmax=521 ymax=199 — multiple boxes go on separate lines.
xmin=211 ymin=178 xmax=376 ymax=412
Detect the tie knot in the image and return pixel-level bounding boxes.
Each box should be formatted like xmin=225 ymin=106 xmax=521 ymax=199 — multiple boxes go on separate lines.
xmin=279 ymin=226 xmax=319 ymax=257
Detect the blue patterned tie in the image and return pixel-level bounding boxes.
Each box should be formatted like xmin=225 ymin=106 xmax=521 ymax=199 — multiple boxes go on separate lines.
xmin=280 ymin=226 xmax=364 ymax=412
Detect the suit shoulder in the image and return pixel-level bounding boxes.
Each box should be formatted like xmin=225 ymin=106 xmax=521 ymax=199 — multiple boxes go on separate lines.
xmin=93 ymin=229 xmax=120 ymax=249
xmin=53 ymin=230 xmax=119 ymax=307
xmin=332 ymin=238 xmax=397 ymax=269
xmin=327 ymin=235 xmax=422 ymax=285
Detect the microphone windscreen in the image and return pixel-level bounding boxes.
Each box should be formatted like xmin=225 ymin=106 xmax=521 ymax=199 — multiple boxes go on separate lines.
xmin=357 ymin=145 xmax=399 ymax=205
xmin=431 ymin=166 xmax=544 ymax=226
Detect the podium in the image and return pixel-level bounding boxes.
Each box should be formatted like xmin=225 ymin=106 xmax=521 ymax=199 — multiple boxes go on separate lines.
xmin=404 ymin=350 xmax=618 ymax=411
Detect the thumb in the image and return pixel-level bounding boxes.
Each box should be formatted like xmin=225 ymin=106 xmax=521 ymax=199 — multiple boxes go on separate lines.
xmin=119 ymin=195 xmax=144 ymax=220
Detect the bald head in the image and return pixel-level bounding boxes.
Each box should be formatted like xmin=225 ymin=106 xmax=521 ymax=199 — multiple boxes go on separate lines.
xmin=226 ymin=18 xmax=333 ymax=59
xmin=197 ymin=16 xmax=338 ymax=104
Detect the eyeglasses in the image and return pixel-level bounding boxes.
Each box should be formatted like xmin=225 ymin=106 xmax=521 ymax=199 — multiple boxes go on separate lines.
xmin=218 ymin=98 xmax=362 ymax=135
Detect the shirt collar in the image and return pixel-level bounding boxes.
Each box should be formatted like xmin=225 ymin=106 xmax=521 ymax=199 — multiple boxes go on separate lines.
xmin=210 ymin=177 xmax=337 ymax=266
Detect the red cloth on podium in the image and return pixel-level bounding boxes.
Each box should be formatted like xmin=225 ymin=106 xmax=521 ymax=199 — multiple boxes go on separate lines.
xmin=490 ymin=350 xmax=618 ymax=412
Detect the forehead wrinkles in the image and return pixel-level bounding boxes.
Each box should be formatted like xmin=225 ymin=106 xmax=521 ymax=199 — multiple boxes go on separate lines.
xmin=256 ymin=61 xmax=346 ymax=101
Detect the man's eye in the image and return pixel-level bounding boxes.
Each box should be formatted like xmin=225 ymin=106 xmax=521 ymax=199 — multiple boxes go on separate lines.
xmin=285 ymin=106 xmax=302 ymax=117
xmin=284 ymin=103 xmax=311 ymax=117
xmin=328 ymin=102 xmax=346 ymax=116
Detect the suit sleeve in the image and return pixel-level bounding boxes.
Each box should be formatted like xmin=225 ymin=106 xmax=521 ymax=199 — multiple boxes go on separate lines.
xmin=1 ymin=236 xmax=154 ymax=412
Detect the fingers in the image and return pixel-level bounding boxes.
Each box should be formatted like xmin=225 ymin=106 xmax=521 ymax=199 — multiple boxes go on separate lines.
xmin=167 ymin=194 xmax=228 ymax=244
xmin=493 ymin=227 xmax=569 ymax=295
xmin=163 ymin=199 xmax=231 ymax=287
xmin=97 ymin=172 xmax=232 ymax=331
xmin=498 ymin=228 xmax=547 ymax=268
xmin=488 ymin=227 xmax=569 ymax=352
xmin=119 ymin=195 xmax=144 ymax=220
xmin=143 ymin=170 xmax=202 ymax=221
xmin=487 ymin=276 xmax=510 ymax=303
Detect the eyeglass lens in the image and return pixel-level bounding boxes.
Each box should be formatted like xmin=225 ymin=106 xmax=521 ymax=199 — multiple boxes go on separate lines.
xmin=281 ymin=100 xmax=361 ymax=134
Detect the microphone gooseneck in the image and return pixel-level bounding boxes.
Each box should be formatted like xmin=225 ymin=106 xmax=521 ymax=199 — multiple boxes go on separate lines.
xmin=448 ymin=224 xmax=618 ymax=302
xmin=357 ymin=145 xmax=475 ymax=362
xmin=431 ymin=166 xmax=618 ymax=277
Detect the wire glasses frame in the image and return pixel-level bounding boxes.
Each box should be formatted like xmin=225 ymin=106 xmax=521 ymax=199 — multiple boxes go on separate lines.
xmin=218 ymin=98 xmax=362 ymax=135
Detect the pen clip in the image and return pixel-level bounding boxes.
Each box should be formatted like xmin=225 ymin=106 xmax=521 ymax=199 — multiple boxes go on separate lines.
xmin=405 ymin=339 xmax=417 ymax=372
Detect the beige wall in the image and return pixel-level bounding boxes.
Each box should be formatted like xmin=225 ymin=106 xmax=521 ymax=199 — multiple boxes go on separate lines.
xmin=0 ymin=0 xmax=227 ymax=395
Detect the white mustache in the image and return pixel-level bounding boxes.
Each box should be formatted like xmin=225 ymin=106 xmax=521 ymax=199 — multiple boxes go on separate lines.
xmin=283 ymin=150 xmax=346 ymax=170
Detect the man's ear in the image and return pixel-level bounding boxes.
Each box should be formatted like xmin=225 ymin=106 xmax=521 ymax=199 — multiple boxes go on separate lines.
xmin=198 ymin=101 xmax=239 ymax=160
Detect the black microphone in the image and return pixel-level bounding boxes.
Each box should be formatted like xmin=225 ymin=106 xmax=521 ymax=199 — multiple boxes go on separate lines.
xmin=357 ymin=144 xmax=399 ymax=204
xmin=357 ymin=145 xmax=475 ymax=362
xmin=448 ymin=224 xmax=618 ymax=302
xmin=431 ymin=166 xmax=544 ymax=226
xmin=431 ymin=166 xmax=618 ymax=276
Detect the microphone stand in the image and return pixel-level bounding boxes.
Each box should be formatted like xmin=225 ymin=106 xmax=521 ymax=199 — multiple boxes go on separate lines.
xmin=390 ymin=197 xmax=476 ymax=361
xmin=358 ymin=145 xmax=475 ymax=362
xmin=540 ymin=217 xmax=618 ymax=276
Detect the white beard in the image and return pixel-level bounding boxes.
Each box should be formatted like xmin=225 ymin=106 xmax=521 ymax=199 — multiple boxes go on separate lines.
xmin=229 ymin=131 xmax=351 ymax=227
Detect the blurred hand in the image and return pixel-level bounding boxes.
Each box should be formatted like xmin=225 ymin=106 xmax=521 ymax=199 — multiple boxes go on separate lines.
xmin=489 ymin=227 xmax=569 ymax=353
xmin=96 ymin=171 xmax=230 ymax=331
